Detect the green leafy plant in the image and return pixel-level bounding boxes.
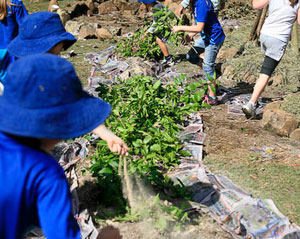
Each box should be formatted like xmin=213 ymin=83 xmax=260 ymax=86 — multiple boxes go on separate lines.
xmin=117 ymin=6 xmax=185 ymax=60
xmin=90 ymin=75 xmax=212 ymax=212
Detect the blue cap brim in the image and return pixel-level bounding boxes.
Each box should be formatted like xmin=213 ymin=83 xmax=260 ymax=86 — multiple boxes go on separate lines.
xmin=0 ymin=92 xmax=111 ymax=139
xmin=8 ymin=31 xmax=76 ymax=58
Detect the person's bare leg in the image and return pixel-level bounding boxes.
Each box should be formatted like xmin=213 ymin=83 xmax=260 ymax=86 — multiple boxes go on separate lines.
xmin=250 ymin=73 xmax=270 ymax=104
xmin=156 ymin=37 xmax=169 ymax=57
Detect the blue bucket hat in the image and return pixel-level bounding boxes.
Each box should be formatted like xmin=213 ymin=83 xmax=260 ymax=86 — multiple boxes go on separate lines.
xmin=7 ymin=11 xmax=76 ymax=58
xmin=0 ymin=54 xmax=111 ymax=139
xmin=138 ymin=0 xmax=156 ymax=4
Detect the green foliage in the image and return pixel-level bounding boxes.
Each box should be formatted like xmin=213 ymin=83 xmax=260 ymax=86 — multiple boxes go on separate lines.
xmin=90 ymin=75 xmax=210 ymax=209
xmin=116 ymin=6 xmax=185 ymax=60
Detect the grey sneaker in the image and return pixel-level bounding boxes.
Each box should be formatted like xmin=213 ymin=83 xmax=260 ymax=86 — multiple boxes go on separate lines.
xmin=161 ymin=56 xmax=174 ymax=66
xmin=242 ymin=101 xmax=256 ymax=119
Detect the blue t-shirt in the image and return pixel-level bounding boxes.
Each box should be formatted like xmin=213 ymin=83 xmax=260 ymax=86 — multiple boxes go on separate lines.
xmin=0 ymin=0 xmax=28 ymax=49
xmin=0 ymin=132 xmax=81 ymax=239
xmin=194 ymin=0 xmax=225 ymax=45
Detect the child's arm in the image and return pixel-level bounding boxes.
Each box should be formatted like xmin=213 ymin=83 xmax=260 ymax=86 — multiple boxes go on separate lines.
xmin=92 ymin=124 xmax=129 ymax=156
xmin=252 ymin=0 xmax=269 ymax=10
xmin=172 ymin=22 xmax=205 ymax=33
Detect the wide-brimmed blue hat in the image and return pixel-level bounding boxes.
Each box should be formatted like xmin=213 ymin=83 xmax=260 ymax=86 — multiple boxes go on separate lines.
xmin=138 ymin=0 xmax=156 ymax=4
xmin=8 ymin=11 xmax=76 ymax=58
xmin=0 ymin=54 xmax=111 ymax=139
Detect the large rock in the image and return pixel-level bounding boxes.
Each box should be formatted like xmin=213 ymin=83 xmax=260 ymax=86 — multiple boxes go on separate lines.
xmin=262 ymin=109 xmax=299 ymax=137
xmin=264 ymin=101 xmax=282 ymax=113
xmin=65 ymin=20 xmax=84 ymax=35
xmin=98 ymin=1 xmax=118 ymax=14
xmin=57 ymin=9 xmax=70 ymax=26
xmin=78 ymin=24 xmax=96 ymax=39
xmin=290 ymin=128 xmax=300 ymax=141
xmin=95 ymin=28 xmax=113 ymax=39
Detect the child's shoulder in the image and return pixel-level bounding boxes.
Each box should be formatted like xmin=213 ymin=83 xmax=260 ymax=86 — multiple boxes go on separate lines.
xmin=0 ymin=133 xmax=64 ymax=179
xmin=23 ymin=147 xmax=65 ymax=179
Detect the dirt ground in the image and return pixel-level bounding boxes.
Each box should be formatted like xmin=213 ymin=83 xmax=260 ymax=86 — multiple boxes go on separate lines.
xmin=25 ymin=0 xmax=300 ymax=238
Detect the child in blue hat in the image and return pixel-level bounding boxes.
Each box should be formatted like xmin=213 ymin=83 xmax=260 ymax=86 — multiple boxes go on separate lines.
xmin=8 ymin=11 xmax=76 ymax=58
xmin=0 ymin=0 xmax=27 ymax=84
xmin=139 ymin=0 xmax=175 ymax=66
xmin=172 ymin=0 xmax=225 ymax=105
xmin=0 ymin=54 xmax=129 ymax=238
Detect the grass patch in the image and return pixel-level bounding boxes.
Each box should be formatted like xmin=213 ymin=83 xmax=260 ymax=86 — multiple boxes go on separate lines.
xmin=205 ymin=154 xmax=300 ymax=225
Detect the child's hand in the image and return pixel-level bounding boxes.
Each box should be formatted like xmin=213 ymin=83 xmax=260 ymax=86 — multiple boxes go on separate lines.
xmin=92 ymin=124 xmax=129 ymax=156
xmin=172 ymin=26 xmax=182 ymax=33
xmin=106 ymin=134 xmax=129 ymax=156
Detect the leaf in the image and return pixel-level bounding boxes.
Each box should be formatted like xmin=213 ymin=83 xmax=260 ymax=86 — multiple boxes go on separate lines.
xmin=109 ymin=161 xmax=119 ymax=169
xmin=153 ymin=80 xmax=161 ymax=90
xmin=99 ymin=167 xmax=113 ymax=174
xmin=143 ymin=135 xmax=152 ymax=144
xmin=150 ymin=144 xmax=161 ymax=152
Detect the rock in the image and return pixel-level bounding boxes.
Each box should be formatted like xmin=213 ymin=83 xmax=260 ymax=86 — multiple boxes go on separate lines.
xmin=78 ymin=24 xmax=96 ymax=39
xmin=264 ymin=101 xmax=282 ymax=113
xmin=262 ymin=109 xmax=299 ymax=137
xmin=290 ymin=128 xmax=300 ymax=141
xmin=65 ymin=20 xmax=84 ymax=35
xmin=95 ymin=28 xmax=113 ymax=39
xmin=98 ymin=1 xmax=118 ymax=14
xmin=113 ymin=0 xmax=138 ymax=12
xmin=86 ymin=0 xmax=96 ymax=16
xmin=57 ymin=9 xmax=70 ymax=26
xmin=217 ymin=47 xmax=239 ymax=59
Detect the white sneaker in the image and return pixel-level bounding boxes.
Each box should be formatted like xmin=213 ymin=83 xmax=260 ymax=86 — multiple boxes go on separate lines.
xmin=242 ymin=101 xmax=256 ymax=119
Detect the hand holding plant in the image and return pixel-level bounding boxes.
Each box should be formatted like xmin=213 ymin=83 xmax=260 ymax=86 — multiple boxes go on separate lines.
xmin=93 ymin=124 xmax=129 ymax=156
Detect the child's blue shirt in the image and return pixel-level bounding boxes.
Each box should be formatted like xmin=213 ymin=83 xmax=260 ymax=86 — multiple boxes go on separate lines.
xmin=0 ymin=0 xmax=28 ymax=49
xmin=0 ymin=132 xmax=81 ymax=239
xmin=194 ymin=0 xmax=225 ymax=45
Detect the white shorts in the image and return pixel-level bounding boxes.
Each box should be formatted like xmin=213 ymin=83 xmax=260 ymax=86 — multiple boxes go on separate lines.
xmin=260 ymin=34 xmax=287 ymax=62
